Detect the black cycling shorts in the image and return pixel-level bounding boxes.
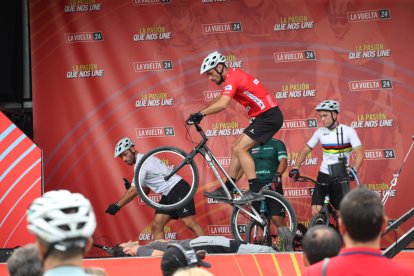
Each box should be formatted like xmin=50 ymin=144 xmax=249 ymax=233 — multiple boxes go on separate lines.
xmin=250 ymin=182 xmax=285 ymax=217
xmin=311 ymin=171 xmax=344 ymax=210
xmin=155 ymin=179 xmax=196 ymax=219
xmin=244 ymin=106 xmax=283 ymax=145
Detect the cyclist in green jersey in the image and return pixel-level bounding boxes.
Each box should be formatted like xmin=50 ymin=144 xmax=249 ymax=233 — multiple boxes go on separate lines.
xmin=250 ymin=138 xmax=287 ymax=222
xmin=242 ymin=138 xmax=294 ymax=251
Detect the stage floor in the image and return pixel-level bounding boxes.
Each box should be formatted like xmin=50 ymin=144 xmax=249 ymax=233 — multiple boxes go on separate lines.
xmin=1 ymin=251 xmax=413 ymax=275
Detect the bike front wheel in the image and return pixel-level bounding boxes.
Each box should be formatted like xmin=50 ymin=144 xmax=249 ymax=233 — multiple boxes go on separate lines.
xmin=230 ymin=189 xmax=297 ymax=244
xmin=135 ymin=146 xmax=199 ymax=211
xmin=310 ymin=212 xmax=329 ymax=227
xmin=246 ymin=219 xmax=272 ymax=246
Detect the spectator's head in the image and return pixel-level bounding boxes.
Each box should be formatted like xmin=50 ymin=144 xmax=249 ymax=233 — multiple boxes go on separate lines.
xmin=26 ymin=190 xmax=96 ymax=263
xmin=302 ymin=225 xmax=342 ymax=266
xmin=114 ymin=137 xmax=136 ymax=165
xmin=339 ymin=187 xmax=386 ymax=244
xmin=161 ymin=243 xmax=211 ymax=276
xmin=7 ymin=243 xmax=43 ymax=276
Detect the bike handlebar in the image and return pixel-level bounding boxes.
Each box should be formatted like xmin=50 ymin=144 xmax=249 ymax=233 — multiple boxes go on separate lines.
xmin=293 ymin=175 xmax=328 ymax=187
xmin=187 ymin=122 xmax=209 ymax=148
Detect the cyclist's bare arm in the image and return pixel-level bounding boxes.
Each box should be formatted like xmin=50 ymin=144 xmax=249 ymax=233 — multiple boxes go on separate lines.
xmin=117 ymin=185 xmax=140 ymax=207
xmin=201 ymin=95 xmax=232 ymax=115
xmin=277 ymin=158 xmax=288 ymax=174
xmin=150 ymin=249 xmax=165 ymax=256
xmin=351 ymin=145 xmax=364 ymax=172
xmin=292 ymin=145 xmax=312 ymax=169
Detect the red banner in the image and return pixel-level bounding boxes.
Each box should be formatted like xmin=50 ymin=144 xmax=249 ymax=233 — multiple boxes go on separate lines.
xmin=29 ymin=0 xmax=414 ymax=247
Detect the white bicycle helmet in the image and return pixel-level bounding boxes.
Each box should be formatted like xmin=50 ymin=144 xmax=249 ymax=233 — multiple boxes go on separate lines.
xmin=114 ymin=137 xmax=135 ymax=158
xmin=315 ymin=100 xmax=340 ymax=113
xmin=200 ymin=51 xmax=226 ymax=74
xmin=27 ymin=190 xmax=96 ymax=246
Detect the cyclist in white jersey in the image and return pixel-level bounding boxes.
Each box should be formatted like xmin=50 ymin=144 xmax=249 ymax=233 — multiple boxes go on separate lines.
xmin=289 ymin=100 xmax=364 ymax=216
xmin=106 ymin=137 xmax=204 ymax=239
xmin=134 ymin=153 xmax=182 ymax=195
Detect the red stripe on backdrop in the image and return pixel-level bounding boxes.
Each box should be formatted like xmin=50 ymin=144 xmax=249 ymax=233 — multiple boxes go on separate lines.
xmin=0 ymin=177 xmax=40 ymax=247
xmin=0 ymin=162 xmax=41 ymax=227
xmin=0 ymin=113 xmax=42 ymax=247
xmin=0 ymin=116 xmax=13 ymax=132
xmin=0 ymin=142 xmax=40 ymax=196
xmin=0 ymin=126 xmax=22 ymax=159
xmin=1 ymin=136 xmax=35 ymax=168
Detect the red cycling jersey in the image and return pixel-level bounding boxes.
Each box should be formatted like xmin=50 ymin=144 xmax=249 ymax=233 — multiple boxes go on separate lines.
xmin=303 ymin=247 xmax=414 ymax=276
xmin=222 ymin=68 xmax=278 ymax=117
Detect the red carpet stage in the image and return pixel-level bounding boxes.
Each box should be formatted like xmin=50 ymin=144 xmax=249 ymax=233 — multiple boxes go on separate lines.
xmin=1 ymin=251 xmax=413 ymax=275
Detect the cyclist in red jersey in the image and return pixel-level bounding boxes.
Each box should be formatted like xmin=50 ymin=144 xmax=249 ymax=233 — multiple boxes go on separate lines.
xmin=186 ymin=51 xmax=284 ymax=204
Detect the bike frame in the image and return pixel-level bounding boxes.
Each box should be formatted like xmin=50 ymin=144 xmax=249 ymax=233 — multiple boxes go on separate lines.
xmin=296 ymin=175 xmax=338 ymax=226
xmin=317 ymin=190 xmax=337 ymax=227
xmin=164 ymin=123 xmax=266 ymax=225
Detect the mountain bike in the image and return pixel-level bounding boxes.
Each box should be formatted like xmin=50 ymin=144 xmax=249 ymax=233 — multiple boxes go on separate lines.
xmin=293 ymin=170 xmax=361 ymax=228
xmin=293 ymin=175 xmax=336 ymax=228
xmin=134 ymin=122 xmax=297 ymax=244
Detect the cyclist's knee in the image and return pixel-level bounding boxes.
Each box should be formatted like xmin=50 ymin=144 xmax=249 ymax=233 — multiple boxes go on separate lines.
xmin=232 ymin=144 xmax=249 ymax=157
xmin=230 ymin=142 xmax=238 ymax=155
xmin=181 ymin=216 xmax=197 ymax=228
xmin=311 ymin=205 xmax=322 ymax=216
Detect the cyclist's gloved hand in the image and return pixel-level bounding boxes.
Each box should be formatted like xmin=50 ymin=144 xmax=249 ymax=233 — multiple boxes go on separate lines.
xmin=288 ymin=168 xmax=300 ymax=180
xmin=348 ymin=167 xmax=357 ymax=181
xmin=123 ymin=177 xmax=131 ymax=190
xmin=186 ymin=112 xmax=205 ymax=125
xmin=271 ymin=172 xmax=283 ymax=190
xmin=106 ymin=203 xmax=120 ymax=215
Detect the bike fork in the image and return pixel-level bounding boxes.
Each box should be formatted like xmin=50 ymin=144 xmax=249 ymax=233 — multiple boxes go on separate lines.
xmin=235 ymin=204 xmax=266 ymax=225
xmin=324 ymin=195 xmax=330 ymax=205
xmin=321 ymin=196 xmax=331 ymax=226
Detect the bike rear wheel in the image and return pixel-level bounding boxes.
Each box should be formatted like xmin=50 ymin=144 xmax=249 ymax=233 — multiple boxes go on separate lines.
xmin=135 ymin=146 xmax=199 ymax=211
xmin=230 ymin=189 xmax=297 ymax=243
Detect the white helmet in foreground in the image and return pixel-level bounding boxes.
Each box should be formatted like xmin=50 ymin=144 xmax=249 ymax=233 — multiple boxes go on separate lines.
xmin=200 ymin=51 xmax=226 ymax=74
xmin=27 ymin=190 xmax=96 ymax=248
xmin=315 ymin=100 xmax=340 ymax=113
xmin=114 ymin=137 xmax=135 ymax=158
